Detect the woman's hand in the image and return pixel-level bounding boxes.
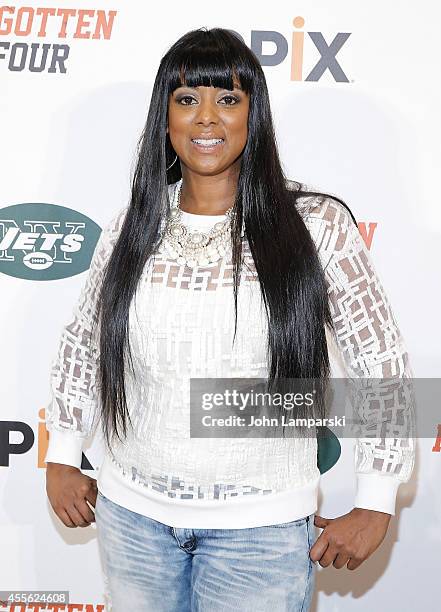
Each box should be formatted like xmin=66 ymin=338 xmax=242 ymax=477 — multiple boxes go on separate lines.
xmin=46 ymin=462 xmax=98 ymax=528
xmin=309 ymin=508 xmax=391 ymax=570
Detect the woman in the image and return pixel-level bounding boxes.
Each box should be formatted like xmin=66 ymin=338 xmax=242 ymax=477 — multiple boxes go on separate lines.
xmin=45 ymin=28 xmax=414 ymax=611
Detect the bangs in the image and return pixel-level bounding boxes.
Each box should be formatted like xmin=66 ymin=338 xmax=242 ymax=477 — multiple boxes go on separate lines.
xmin=164 ymin=30 xmax=256 ymax=94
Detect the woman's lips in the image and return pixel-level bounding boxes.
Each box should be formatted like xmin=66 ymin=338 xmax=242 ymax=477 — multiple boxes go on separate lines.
xmin=190 ymin=138 xmax=225 ymax=153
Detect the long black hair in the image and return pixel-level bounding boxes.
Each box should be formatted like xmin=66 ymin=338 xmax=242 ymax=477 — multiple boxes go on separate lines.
xmin=92 ymin=27 xmax=358 ymax=452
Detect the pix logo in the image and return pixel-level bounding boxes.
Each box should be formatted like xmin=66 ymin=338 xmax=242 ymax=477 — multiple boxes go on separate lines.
xmin=0 ymin=409 xmax=95 ymax=469
xmin=250 ymin=16 xmax=351 ymax=82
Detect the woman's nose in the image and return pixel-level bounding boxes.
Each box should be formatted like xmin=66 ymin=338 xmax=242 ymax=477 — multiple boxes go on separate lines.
xmin=195 ymin=99 xmax=219 ymax=125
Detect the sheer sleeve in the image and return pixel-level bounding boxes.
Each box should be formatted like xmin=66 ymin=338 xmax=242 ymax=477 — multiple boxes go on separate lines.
xmin=306 ymin=195 xmax=416 ymax=515
xmin=44 ymin=205 xmax=128 ymax=468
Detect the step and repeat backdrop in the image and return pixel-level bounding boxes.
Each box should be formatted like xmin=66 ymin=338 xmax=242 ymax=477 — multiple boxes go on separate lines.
xmin=1 ymin=1 xmax=440 ymax=610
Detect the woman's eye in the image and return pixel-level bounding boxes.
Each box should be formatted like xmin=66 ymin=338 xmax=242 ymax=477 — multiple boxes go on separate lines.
xmin=178 ymin=95 xmax=196 ymax=105
xmin=175 ymin=94 xmax=239 ymax=105
xmin=219 ymin=95 xmax=239 ymax=105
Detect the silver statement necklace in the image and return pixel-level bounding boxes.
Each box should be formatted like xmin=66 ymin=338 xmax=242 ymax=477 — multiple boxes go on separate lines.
xmin=158 ymin=179 xmax=236 ymax=268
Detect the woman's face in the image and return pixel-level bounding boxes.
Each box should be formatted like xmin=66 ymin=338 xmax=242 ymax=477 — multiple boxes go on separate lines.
xmin=167 ymin=81 xmax=250 ymax=177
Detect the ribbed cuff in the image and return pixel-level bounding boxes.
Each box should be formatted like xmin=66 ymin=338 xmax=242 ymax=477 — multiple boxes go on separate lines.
xmin=354 ymin=473 xmax=401 ymax=516
xmin=44 ymin=428 xmax=84 ymax=469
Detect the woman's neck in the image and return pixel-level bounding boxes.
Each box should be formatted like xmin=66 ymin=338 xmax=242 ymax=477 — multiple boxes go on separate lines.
xmin=179 ymin=167 xmax=239 ymax=215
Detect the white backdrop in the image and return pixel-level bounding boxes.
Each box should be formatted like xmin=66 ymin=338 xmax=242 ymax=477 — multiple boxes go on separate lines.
xmin=1 ymin=1 xmax=440 ymax=610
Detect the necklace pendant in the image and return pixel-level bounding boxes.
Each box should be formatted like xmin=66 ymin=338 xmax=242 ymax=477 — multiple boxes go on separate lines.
xmin=159 ymin=180 xmax=235 ymax=269
xmin=189 ymin=231 xmax=209 ymax=247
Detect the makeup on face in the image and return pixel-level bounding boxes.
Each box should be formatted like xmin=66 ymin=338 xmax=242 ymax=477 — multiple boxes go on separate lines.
xmin=167 ymin=84 xmax=249 ymax=170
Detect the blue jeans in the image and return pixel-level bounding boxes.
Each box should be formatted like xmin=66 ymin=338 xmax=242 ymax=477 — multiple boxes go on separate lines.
xmin=95 ymin=490 xmax=316 ymax=612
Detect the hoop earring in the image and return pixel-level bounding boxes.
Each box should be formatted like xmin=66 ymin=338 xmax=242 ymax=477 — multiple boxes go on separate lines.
xmin=166 ymin=155 xmax=178 ymax=171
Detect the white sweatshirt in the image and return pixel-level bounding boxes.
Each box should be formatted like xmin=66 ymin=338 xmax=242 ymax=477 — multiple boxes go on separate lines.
xmin=44 ymin=180 xmax=415 ymax=528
